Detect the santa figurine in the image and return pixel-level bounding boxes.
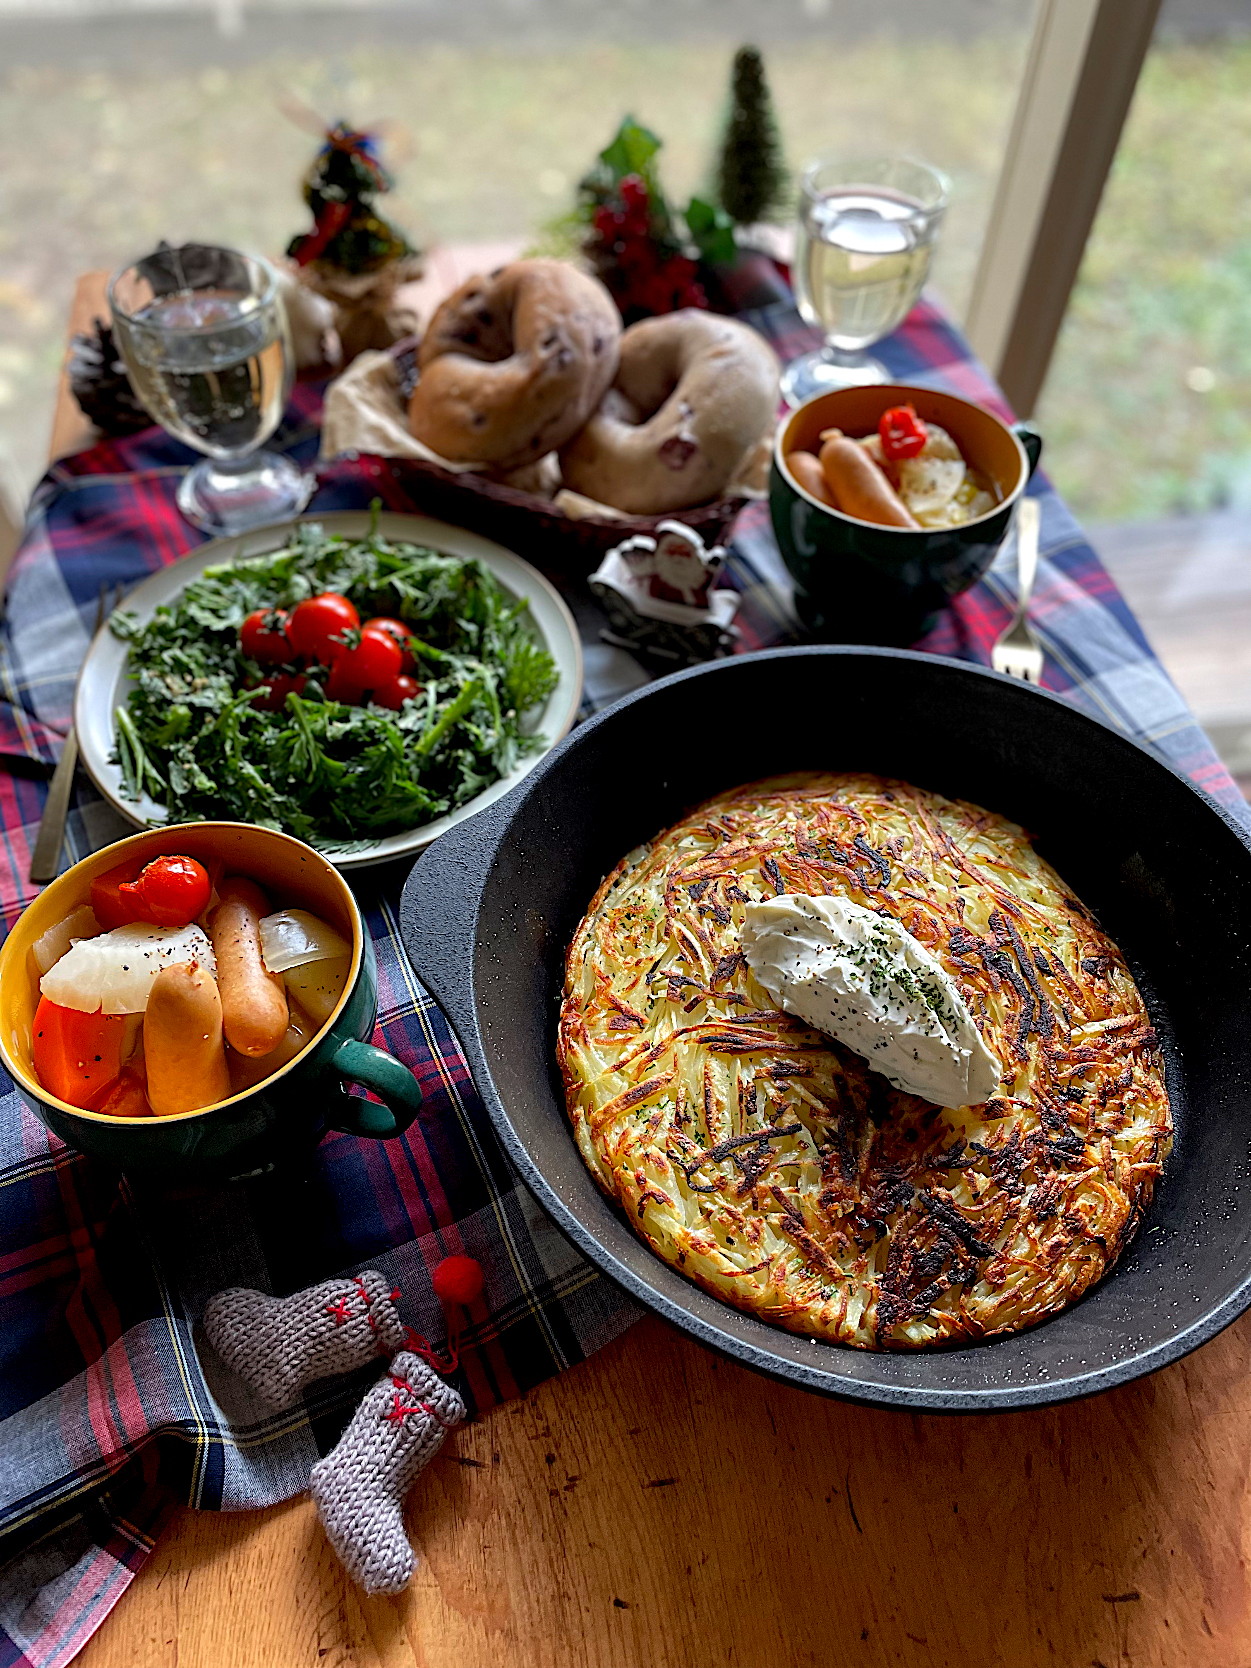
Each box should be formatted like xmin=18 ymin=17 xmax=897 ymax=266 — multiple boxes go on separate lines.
xmin=589 ymin=521 xmax=740 ymax=664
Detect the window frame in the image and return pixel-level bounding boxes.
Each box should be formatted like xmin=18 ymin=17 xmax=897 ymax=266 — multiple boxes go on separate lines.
xmin=964 ymin=0 xmax=1163 ymax=417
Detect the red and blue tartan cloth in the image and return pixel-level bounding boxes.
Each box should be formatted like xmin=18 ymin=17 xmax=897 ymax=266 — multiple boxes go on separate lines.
xmin=0 ymin=297 xmax=1244 ymax=1668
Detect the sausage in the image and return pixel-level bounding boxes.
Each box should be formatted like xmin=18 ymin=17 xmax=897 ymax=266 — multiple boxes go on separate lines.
xmin=818 ymin=428 xmax=919 ymax=529
xmin=144 ymin=960 xmax=232 ymax=1115
xmin=785 ymin=448 xmax=838 ymax=509
xmin=208 ymin=877 xmax=289 ymax=1057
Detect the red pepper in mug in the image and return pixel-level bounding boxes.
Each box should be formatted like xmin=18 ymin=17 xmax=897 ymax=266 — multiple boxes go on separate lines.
xmin=31 ymin=997 xmax=130 ymax=1110
xmin=878 ymin=404 xmax=928 ymax=462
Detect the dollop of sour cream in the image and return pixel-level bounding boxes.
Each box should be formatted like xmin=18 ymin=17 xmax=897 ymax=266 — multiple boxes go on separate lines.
xmin=741 ymin=894 xmax=1001 ymax=1108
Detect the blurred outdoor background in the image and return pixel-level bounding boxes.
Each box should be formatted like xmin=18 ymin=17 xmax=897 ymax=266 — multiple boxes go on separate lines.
xmin=0 ymin=0 xmax=1246 ymax=759
xmin=0 ymin=0 xmax=1246 ymax=516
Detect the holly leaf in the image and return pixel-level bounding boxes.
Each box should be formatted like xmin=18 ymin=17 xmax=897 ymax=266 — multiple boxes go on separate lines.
xmin=599 ymin=116 xmax=663 ymax=182
xmin=685 ymin=196 xmax=737 ymax=266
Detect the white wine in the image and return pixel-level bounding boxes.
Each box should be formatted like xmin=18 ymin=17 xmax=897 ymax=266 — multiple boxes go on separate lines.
xmin=122 ymin=291 xmax=289 ymax=459
xmin=794 ymin=187 xmax=935 ymax=352
xmin=110 ymin=245 xmax=310 ymax=533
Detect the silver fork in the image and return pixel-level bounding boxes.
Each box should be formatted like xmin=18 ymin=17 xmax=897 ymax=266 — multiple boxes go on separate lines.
xmin=29 ymin=582 xmax=120 ymax=884
xmin=991 ymin=496 xmax=1043 ymax=685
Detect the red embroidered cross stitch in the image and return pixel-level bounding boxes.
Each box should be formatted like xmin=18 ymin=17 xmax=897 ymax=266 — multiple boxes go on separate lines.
xmin=324 ymin=1295 xmax=354 ymax=1326
xmin=384 ymin=1386 xmax=425 ymax=1424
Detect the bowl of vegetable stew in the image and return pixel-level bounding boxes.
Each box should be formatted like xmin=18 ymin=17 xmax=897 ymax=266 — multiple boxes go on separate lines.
xmin=0 ymin=821 xmax=421 ymax=1176
xmin=770 ymin=384 xmax=1041 ymax=645
xmin=74 ymin=508 xmax=583 ymax=870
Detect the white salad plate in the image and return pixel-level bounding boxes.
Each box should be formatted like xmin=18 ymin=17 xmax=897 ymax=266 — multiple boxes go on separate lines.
xmin=75 ymin=510 xmax=584 ymax=872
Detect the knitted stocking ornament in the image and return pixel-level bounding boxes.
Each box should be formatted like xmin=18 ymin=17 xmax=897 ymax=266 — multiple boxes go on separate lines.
xmin=309 ymin=1349 xmax=466 ymax=1595
xmin=203 ymin=1271 xmax=406 ymax=1410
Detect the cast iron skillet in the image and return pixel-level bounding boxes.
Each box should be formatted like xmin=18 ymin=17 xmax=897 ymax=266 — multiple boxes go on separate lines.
xmin=400 ymin=647 xmax=1251 ymax=1412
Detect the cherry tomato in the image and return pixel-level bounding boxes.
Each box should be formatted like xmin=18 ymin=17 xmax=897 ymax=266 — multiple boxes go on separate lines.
xmin=879 ymin=404 xmax=928 ymax=462
xmin=239 ymin=607 xmax=293 ymax=666
xmin=325 ymin=627 xmax=403 ymax=704
xmin=32 ymin=997 xmax=130 ymax=1111
xmin=362 ymin=617 xmax=416 ymax=675
xmin=371 ymin=673 xmax=424 ymax=711
xmin=118 ymin=854 xmax=212 ymax=928
xmin=287 ymin=592 xmax=360 ymax=662
xmin=250 ymin=671 xmax=307 ymax=713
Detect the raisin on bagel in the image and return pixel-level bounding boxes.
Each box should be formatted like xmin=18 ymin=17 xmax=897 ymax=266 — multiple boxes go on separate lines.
xmin=408 ymin=260 xmax=621 ymax=468
xmin=558 ymin=311 xmax=779 ymax=514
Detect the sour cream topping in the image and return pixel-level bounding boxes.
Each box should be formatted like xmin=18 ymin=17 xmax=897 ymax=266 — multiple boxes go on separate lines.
xmin=741 ymin=893 xmax=1001 ymax=1108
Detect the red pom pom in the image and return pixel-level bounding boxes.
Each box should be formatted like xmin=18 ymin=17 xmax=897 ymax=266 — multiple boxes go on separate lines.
xmin=432 ymin=1255 xmax=484 ymax=1307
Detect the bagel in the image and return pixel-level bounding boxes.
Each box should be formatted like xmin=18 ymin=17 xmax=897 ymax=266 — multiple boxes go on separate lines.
xmin=558 ymin=311 xmax=779 ymax=514
xmin=408 ymin=260 xmax=621 ymax=468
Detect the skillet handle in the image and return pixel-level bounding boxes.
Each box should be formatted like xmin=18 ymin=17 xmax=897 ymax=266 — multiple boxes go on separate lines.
xmin=400 ymin=797 xmax=512 ymax=1041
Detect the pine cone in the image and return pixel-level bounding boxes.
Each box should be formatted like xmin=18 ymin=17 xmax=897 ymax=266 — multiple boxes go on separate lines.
xmin=67 ymin=320 xmax=151 ymax=435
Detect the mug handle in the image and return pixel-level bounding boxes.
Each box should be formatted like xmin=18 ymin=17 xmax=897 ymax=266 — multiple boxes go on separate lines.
xmin=1012 ymin=420 xmax=1044 ymax=478
xmin=327 ymin=1039 xmax=423 ymax=1140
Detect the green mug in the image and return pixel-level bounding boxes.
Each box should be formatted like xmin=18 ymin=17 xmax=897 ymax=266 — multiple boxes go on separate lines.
xmin=770 ymin=383 xmax=1043 ymax=645
xmin=0 ymin=822 xmax=421 ymax=1178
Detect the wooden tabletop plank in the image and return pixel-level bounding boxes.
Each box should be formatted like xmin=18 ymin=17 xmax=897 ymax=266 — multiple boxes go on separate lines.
xmin=77 ymin=1310 xmax=1251 ymax=1667
xmin=48 ymin=271 xmax=109 ymax=465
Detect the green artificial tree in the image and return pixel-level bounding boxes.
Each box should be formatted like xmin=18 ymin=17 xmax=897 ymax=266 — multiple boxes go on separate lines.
xmin=714 ymin=46 xmax=789 ymax=229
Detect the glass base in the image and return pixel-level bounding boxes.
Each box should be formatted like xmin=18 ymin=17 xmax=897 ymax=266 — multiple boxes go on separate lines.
xmin=176 ymin=450 xmax=314 ymax=535
xmin=781 ymin=348 xmax=889 ymax=408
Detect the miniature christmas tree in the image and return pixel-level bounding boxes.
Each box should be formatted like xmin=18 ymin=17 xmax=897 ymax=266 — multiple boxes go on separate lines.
xmin=284 ymin=118 xmax=422 ymax=362
xmin=714 ymin=47 xmax=789 ymax=228
xmin=287 ymin=121 xmax=414 ymax=275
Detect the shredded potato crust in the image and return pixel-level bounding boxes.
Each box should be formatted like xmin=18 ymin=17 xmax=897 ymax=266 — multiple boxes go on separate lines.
xmin=557 ymin=773 xmax=1172 ymax=1350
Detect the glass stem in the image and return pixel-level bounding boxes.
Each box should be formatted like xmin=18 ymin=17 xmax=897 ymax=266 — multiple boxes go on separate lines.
xmin=201 ymin=452 xmax=259 ymax=485
xmin=821 ymin=342 xmax=865 ymax=368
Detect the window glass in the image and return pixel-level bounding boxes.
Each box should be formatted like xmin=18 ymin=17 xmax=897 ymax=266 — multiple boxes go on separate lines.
xmin=1037 ymin=4 xmax=1250 ymax=523
xmin=0 ymin=0 xmax=1035 ymax=495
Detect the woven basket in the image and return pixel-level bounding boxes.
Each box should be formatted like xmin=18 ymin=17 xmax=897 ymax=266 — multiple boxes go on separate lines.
xmin=385 ymin=339 xmax=749 ymax=572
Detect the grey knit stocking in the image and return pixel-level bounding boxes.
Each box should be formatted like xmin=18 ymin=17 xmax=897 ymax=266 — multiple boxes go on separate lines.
xmin=309 ymin=1349 xmax=466 ymax=1596
xmin=203 ymin=1271 xmax=406 ymax=1411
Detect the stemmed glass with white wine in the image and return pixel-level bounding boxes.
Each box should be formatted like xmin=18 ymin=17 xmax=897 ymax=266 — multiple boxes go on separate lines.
xmin=109 ymin=244 xmax=313 ymax=534
xmin=781 ymin=156 xmax=950 ymax=406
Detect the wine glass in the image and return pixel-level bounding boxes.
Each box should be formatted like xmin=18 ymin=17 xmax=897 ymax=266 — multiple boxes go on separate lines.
xmin=109 ymin=243 xmax=313 ymax=535
xmin=781 ymin=155 xmax=950 ymax=407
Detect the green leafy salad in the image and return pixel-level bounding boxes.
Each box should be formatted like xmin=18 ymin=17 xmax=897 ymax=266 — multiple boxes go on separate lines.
xmin=110 ymin=513 xmax=559 ymax=843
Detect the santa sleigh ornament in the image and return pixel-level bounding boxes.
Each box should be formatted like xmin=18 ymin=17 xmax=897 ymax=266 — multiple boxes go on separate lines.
xmin=588 ymin=521 xmax=740 ymax=665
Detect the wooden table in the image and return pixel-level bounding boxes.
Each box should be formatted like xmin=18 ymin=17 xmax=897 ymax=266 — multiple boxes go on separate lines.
xmin=49 ymin=266 xmax=1251 ymax=1668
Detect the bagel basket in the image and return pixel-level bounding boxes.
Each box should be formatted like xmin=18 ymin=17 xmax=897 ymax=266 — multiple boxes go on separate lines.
xmin=319 ymin=337 xmax=754 ymax=573
xmin=372 ymin=455 xmax=747 ymax=572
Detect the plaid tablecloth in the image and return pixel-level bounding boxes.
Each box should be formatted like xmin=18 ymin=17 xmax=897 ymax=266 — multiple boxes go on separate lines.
xmin=0 ymin=295 xmax=1244 ymax=1668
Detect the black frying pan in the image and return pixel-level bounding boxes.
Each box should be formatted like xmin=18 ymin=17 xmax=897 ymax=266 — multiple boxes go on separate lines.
xmin=400 ymin=647 xmax=1251 ymax=1412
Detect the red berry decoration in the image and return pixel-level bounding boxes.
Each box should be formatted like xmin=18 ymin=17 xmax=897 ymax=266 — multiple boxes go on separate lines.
xmin=578 ymin=141 xmax=711 ymax=325
xmin=432 ymin=1255 xmax=484 ymax=1307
